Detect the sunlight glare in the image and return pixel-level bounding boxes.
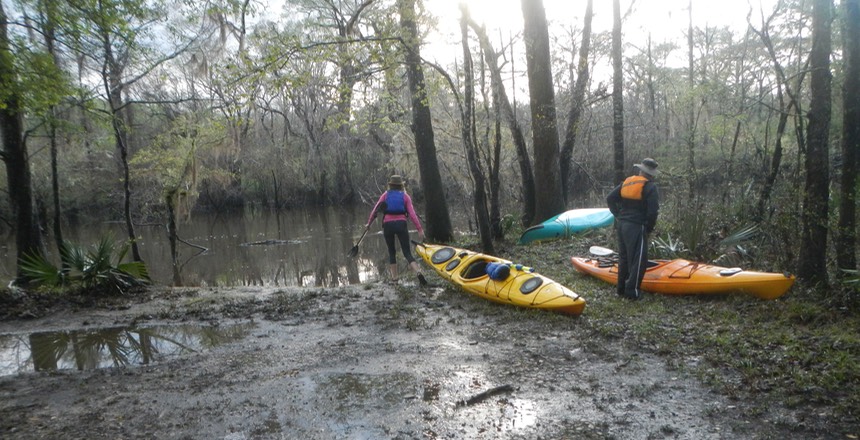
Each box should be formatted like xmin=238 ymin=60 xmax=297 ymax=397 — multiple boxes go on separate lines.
xmin=425 ymin=0 xmax=778 ymax=46
xmin=423 ymin=0 xmax=777 ymax=69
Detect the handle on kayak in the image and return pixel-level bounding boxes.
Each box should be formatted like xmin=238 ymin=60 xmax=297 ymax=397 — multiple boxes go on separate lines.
xmin=411 ymin=240 xmax=425 ymax=247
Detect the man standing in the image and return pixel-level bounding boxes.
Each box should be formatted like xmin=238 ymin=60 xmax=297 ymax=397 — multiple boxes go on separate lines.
xmin=606 ymin=158 xmax=660 ymax=300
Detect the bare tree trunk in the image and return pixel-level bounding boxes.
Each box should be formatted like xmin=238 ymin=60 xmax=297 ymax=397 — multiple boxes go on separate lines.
xmin=49 ymin=116 xmax=63 ymax=252
xmin=459 ymin=9 xmax=493 ymax=253
xmin=837 ymin=0 xmax=859 ymax=273
xmin=521 ymin=0 xmax=564 ymax=223
xmin=332 ymin=1 xmax=373 ymax=205
xmin=685 ymin=0 xmax=698 ymax=198
xmin=478 ymin=43 xmax=503 ymax=240
xmin=40 ymin=0 xmax=66 ymax=262
xmin=466 ymin=20 xmax=535 ymax=227
xmin=0 ymin=2 xmax=45 ymax=280
xmin=646 ymin=34 xmax=658 ymax=149
xmin=722 ymin=120 xmax=741 ymax=204
xmin=560 ymin=0 xmax=593 ymax=204
xmin=106 ymin=80 xmax=142 ymax=262
xmin=798 ymin=0 xmax=833 ymax=285
xmin=166 ymin=191 xmax=183 ymax=286
xmin=756 ymin=88 xmax=793 ymax=220
xmin=398 ymin=0 xmax=453 ymax=242
xmin=335 ymin=69 xmax=357 ymax=204
xmin=490 ymin=93 xmax=503 ymax=239
xmin=751 ymin=11 xmax=808 ymax=221
xmin=611 ymin=0 xmax=625 ymax=183
xmin=722 ymin=29 xmax=752 ymax=205
xmin=95 ymin=2 xmax=142 ymax=262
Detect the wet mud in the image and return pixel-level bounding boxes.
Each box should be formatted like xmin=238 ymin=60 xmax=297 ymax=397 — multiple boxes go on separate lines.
xmin=0 ymin=284 xmax=813 ymax=439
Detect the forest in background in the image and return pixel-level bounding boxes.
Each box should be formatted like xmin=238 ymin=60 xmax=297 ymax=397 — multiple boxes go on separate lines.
xmin=0 ymin=0 xmax=858 ymax=296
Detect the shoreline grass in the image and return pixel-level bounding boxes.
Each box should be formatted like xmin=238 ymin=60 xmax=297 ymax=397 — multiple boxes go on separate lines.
xmin=457 ymin=234 xmax=860 ymax=432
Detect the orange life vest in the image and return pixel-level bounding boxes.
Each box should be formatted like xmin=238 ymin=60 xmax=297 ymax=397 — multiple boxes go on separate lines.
xmin=620 ymin=175 xmax=648 ymax=200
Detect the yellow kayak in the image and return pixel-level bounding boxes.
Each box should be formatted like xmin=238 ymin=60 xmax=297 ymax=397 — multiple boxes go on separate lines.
xmin=416 ymin=243 xmax=585 ymax=315
xmin=570 ymin=256 xmax=795 ymax=300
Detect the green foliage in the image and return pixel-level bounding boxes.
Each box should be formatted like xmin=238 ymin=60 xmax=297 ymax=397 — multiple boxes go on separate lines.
xmin=499 ymin=213 xmax=517 ymax=236
xmin=15 ymin=51 xmax=73 ymax=117
xmin=20 ymin=237 xmax=149 ymax=295
xmin=652 ymin=222 xmax=761 ymax=266
xmin=712 ymin=224 xmax=760 ymax=267
xmin=655 ymin=189 xmax=765 ymax=266
xmin=18 ymin=250 xmax=65 ymax=286
xmin=130 ymin=115 xmax=231 ymax=217
xmin=841 ymin=269 xmax=860 ymax=293
xmin=718 ymin=223 xmax=760 ymax=247
xmin=677 ymin=209 xmax=708 ymax=258
xmin=506 ymin=238 xmax=859 ymax=428
xmin=651 ymin=233 xmax=688 ymax=259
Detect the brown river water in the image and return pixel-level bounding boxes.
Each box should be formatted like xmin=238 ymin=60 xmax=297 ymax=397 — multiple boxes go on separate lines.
xmin=0 ymin=206 xmax=471 ymax=288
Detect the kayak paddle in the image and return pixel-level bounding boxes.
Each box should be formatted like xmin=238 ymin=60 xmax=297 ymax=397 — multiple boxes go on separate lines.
xmin=348 ymin=225 xmax=370 ymax=258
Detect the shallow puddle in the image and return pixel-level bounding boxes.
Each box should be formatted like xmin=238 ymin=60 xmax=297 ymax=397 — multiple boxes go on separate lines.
xmin=446 ymin=367 xmax=539 ymax=434
xmin=0 ymin=322 xmax=255 ymax=376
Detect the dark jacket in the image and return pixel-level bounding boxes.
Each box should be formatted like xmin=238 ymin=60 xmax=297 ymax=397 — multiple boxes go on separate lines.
xmin=606 ymin=177 xmax=660 ymax=233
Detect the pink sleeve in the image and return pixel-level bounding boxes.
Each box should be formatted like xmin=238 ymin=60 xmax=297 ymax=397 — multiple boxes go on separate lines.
xmin=404 ymin=194 xmax=423 ymax=233
xmin=368 ymin=193 xmax=386 ymax=226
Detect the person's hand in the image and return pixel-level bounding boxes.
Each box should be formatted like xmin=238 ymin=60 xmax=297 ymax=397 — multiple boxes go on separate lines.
xmin=418 ymin=231 xmax=425 ymax=243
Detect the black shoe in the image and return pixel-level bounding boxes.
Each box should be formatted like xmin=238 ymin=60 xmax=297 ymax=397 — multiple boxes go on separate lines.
xmin=417 ymin=273 xmax=428 ymax=286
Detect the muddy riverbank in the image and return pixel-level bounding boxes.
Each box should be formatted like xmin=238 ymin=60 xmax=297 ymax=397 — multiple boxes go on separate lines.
xmin=0 ymin=277 xmax=843 ymax=440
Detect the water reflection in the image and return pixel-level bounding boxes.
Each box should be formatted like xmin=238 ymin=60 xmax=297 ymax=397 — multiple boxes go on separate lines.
xmin=0 ymin=205 xmax=472 ymax=288
xmin=449 ymin=368 xmax=538 ymax=433
xmin=0 ymin=322 xmax=254 ymax=376
xmin=155 ymin=207 xmax=387 ymax=288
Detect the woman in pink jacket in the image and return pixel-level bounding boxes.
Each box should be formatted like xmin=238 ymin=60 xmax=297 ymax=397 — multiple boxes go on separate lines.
xmin=367 ymin=175 xmax=427 ymax=285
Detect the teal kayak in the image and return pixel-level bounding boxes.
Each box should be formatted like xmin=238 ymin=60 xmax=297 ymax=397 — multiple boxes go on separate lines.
xmin=518 ymin=208 xmax=614 ymax=245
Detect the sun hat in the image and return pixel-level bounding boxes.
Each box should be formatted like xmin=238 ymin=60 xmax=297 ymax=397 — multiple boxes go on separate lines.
xmin=388 ymin=175 xmax=405 ymax=186
xmin=634 ymin=158 xmax=659 ymax=176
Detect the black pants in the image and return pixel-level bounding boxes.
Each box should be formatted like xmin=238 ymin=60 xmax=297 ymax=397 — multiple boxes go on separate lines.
xmin=616 ymin=220 xmax=648 ymax=299
xmin=383 ymin=220 xmax=415 ymax=264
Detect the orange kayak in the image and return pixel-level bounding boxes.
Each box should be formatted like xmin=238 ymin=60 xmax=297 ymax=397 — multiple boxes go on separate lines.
xmin=416 ymin=243 xmax=586 ymax=315
xmin=570 ymin=256 xmax=795 ymax=300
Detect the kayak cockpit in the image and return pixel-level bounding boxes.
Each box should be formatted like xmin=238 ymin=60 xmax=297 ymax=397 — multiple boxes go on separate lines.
xmin=462 ymin=260 xmax=490 ymax=279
